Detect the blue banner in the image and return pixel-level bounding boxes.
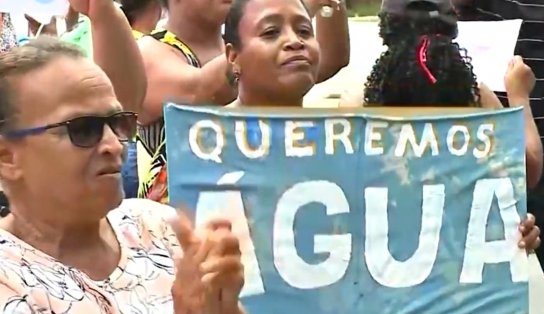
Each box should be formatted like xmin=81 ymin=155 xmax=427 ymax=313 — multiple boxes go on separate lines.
xmin=164 ymin=104 xmax=529 ymax=314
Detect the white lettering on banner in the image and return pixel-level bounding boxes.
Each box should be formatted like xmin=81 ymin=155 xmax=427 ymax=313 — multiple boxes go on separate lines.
xmin=285 ymin=121 xmax=316 ymax=157
xmin=192 ymin=176 xmax=525 ymax=296
xmin=459 ymin=178 xmax=528 ymax=283
xmin=273 ymin=181 xmax=352 ymax=289
xmin=325 ymin=119 xmax=354 ymax=155
xmin=446 ymin=125 xmax=470 ymax=156
xmin=394 ymin=123 xmax=439 ymax=157
xmin=235 ymin=120 xmax=271 ymax=159
xmin=364 ymin=121 xmax=388 ymax=156
xmin=193 ymin=171 xmax=265 ymax=297
xmin=473 ymin=124 xmax=494 ymax=158
xmin=364 ymin=185 xmax=445 ymax=288
xmin=188 ymin=120 xmax=224 ymax=163
xmin=188 ymin=119 xmax=495 ymax=160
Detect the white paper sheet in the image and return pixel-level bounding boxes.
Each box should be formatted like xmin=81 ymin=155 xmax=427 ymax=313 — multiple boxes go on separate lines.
xmin=455 ymin=19 xmax=523 ymax=92
xmin=0 ymin=0 xmax=69 ymax=20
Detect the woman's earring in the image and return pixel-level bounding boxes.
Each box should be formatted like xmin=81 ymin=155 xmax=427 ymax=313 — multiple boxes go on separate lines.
xmin=233 ymin=70 xmax=240 ymax=84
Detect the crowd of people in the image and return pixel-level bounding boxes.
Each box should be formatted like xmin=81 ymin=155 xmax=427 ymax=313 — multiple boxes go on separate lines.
xmin=0 ymin=0 xmax=541 ymax=312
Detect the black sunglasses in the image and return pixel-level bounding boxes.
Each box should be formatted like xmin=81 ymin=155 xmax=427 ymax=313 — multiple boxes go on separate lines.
xmin=3 ymin=112 xmax=138 ymax=148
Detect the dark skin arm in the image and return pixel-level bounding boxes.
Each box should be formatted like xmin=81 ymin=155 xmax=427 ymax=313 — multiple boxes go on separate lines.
xmin=503 ymin=56 xmax=543 ymax=189
xmin=89 ymin=4 xmax=147 ymax=113
xmin=137 ymin=37 xmax=236 ymax=124
xmin=305 ymin=0 xmax=350 ymax=82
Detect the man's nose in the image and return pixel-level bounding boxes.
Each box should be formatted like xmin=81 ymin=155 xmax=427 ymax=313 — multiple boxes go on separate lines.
xmin=97 ymin=124 xmax=125 ymax=157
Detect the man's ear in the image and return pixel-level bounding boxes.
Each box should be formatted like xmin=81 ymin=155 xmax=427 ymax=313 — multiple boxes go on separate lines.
xmin=225 ymin=43 xmax=239 ymax=68
xmin=0 ymin=137 xmax=22 ymax=182
xmin=225 ymin=43 xmax=241 ymax=86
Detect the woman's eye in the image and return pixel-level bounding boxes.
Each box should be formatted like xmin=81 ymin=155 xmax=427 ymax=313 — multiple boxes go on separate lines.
xmin=297 ymin=27 xmax=313 ymax=37
xmin=261 ymin=28 xmax=280 ymax=38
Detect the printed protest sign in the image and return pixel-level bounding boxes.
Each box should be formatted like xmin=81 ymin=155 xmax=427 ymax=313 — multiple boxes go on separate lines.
xmin=165 ymin=105 xmax=529 ymax=314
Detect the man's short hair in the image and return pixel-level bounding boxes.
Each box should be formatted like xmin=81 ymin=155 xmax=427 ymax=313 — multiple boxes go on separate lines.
xmin=0 ymin=36 xmax=85 ymax=132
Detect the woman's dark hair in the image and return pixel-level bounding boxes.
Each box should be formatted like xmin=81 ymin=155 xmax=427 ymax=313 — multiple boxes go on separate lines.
xmin=224 ymin=0 xmax=251 ymax=49
xmin=364 ymin=4 xmax=479 ymax=107
xmin=120 ymin=0 xmax=158 ymax=25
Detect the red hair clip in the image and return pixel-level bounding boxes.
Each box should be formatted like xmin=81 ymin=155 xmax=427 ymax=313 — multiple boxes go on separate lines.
xmin=417 ymin=36 xmax=437 ymax=84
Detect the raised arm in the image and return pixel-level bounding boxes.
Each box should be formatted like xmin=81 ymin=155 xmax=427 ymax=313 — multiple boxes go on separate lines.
xmin=305 ymin=0 xmax=350 ymax=82
xmin=137 ymin=38 xmax=236 ymax=124
xmin=71 ymin=0 xmax=147 ymax=113
xmin=511 ymin=96 xmax=543 ymax=188
xmin=504 ymin=57 xmax=543 ymax=188
xmin=480 ymin=79 xmax=543 ymax=188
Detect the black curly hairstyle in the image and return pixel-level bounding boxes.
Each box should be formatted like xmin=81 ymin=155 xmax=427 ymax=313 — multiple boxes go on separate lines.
xmin=364 ymin=3 xmax=479 ymax=107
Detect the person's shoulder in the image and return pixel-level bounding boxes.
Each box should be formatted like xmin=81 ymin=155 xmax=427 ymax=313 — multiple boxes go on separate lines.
xmin=110 ymin=198 xmax=177 ymax=227
xmin=0 ymin=230 xmax=64 ymax=303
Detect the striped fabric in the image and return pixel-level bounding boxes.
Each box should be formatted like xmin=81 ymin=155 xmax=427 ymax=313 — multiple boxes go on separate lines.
xmin=474 ymin=0 xmax=544 ymax=138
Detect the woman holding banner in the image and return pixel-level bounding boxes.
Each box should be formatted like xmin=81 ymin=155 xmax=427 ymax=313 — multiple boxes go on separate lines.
xmin=221 ymin=0 xmax=541 ymax=250
xmin=364 ymin=0 xmax=544 ymax=270
xmin=337 ymin=0 xmax=543 ymax=191
xmin=136 ymin=0 xmax=350 ymax=204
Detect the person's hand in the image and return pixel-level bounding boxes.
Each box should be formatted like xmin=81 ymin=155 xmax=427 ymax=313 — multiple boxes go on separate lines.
xmin=68 ymin=0 xmax=115 ymax=21
xmin=303 ymin=0 xmax=342 ymax=17
xmin=504 ymin=55 xmax=536 ymax=104
xmin=169 ymin=213 xmax=244 ymax=314
xmin=518 ymin=213 xmax=541 ymax=254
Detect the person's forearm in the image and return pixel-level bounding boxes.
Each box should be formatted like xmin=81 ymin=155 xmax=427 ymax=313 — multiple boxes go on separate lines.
xmin=523 ymin=107 xmax=543 ymax=188
xmin=510 ymin=96 xmax=543 ymax=188
xmin=313 ymin=2 xmax=350 ymax=82
xmin=193 ymin=56 xmax=237 ymax=106
xmin=90 ymin=4 xmax=146 ymax=112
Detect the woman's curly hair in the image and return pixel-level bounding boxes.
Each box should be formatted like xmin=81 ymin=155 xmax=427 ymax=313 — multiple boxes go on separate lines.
xmin=364 ymin=4 xmax=479 ymax=107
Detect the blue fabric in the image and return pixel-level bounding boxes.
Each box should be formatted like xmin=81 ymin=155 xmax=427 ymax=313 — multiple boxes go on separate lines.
xmin=122 ymin=141 xmax=139 ymax=198
xmin=164 ymin=104 xmax=528 ymax=314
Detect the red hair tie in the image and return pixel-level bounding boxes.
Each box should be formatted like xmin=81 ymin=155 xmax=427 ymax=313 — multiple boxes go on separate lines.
xmin=417 ymin=35 xmax=437 ymax=84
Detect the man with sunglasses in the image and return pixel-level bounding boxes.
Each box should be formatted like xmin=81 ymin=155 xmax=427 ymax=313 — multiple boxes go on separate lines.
xmin=0 ymin=36 xmax=245 ymax=313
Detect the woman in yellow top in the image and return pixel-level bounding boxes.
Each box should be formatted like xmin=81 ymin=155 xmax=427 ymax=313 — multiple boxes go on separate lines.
xmin=119 ymin=0 xmax=163 ymax=198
